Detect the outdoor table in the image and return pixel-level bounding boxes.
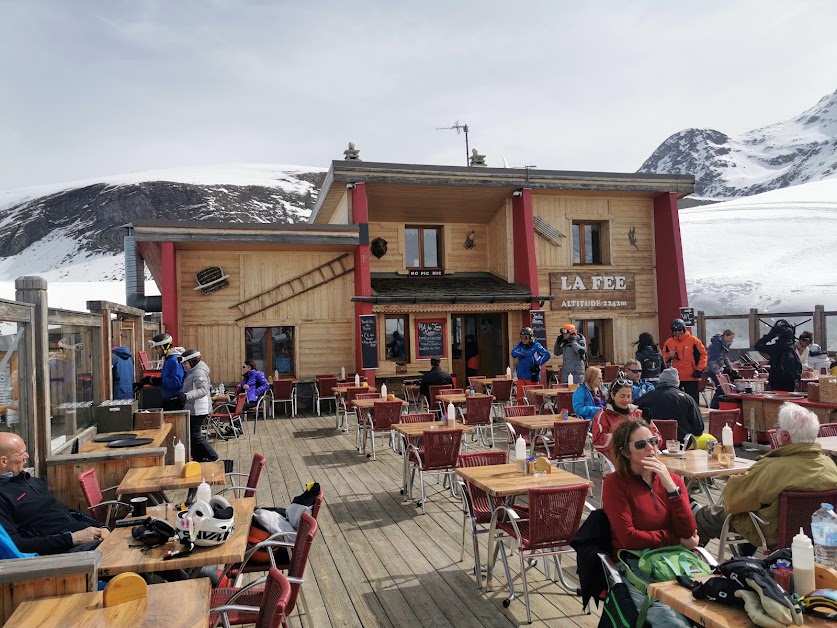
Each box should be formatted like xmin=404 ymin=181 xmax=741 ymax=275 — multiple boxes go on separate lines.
xmin=6 ymin=578 xmax=211 ymax=628
xmin=648 ymin=578 xmax=832 ymax=627
xmin=436 ymin=392 xmax=493 ymax=405
xmin=97 ymin=497 xmax=255 ymax=576
xmin=505 ymin=415 xmax=588 ymax=456
xmin=526 ymin=387 xmax=572 ymax=397
xmin=334 ymin=385 xmax=373 ymax=432
xmin=818 ymin=435 xmax=837 ymax=456
xmin=80 ymin=424 xmax=171 ymax=454
xmin=117 ymin=461 xmax=226 ymax=501
xmin=353 ymin=397 xmax=408 ymax=454
xmin=392 ymin=421 xmax=471 ymax=498
xmin=657 ymin=450 xmax=754 ymax=505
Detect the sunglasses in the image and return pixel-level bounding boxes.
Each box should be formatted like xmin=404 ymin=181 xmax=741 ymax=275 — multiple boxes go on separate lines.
xmin=612 ymin=378 xmax=634 ymax=388
xmin=628 ymin=369 xmax=642 ymax=374
xmin=242 ymin=365 xmax=250 ymax=369
xmin=630 ymin=436 xmax=661 ymax=450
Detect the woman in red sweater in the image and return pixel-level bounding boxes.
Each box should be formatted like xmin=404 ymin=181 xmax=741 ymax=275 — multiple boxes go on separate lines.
xmin=602 ymin=420 xmax=698 ymax=628
xmin=591 ymin=379 xmax=646 ymax=466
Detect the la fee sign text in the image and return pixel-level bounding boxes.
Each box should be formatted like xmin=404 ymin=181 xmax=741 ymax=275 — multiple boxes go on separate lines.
xmin=549 ymin=271 xmax=636 ymax=310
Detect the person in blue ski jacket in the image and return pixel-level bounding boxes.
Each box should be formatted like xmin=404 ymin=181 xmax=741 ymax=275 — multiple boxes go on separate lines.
xmin=511 ymin=327 xmax=551 ymax=383
xmin=238 ymin=360 xmax=270 ymax=412
xmin=111 ymin=346 xmax=135 ymax=400
xmin=147 ymin=333 xmax=185 ymax=411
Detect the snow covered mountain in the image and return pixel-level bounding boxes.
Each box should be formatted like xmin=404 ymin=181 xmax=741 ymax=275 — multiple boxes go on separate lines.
xmin=0 ymin=164 xmax=326 ymax=281
xmin=639 ymin=88 xmax=837 ymax=199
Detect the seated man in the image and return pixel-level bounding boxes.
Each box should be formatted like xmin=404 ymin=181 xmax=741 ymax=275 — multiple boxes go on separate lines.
xmin=695 ymin=402 xmax=837 ymax=549
xmin=419 ymin=357 xmax=454 ymax=401
xmin=0 ymin=433 xmax=109 ymax=555
xmin=623 ymin=359 xmax=654 ymax=400
xmin=635 ymin=368 xmax=706 ymax=443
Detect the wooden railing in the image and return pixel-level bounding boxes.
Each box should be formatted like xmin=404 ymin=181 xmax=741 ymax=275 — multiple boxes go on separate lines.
xmin=695 ymin=305 xmax=834 ymax=349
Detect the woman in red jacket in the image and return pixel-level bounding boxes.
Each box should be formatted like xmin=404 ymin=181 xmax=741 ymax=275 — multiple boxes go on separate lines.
xmin=591 ymin=379 xmax=646 ymax=467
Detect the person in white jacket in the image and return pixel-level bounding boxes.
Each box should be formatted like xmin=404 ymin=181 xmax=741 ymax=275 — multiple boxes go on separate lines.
xmin=180 ymin=349 xmax=218 ymax=462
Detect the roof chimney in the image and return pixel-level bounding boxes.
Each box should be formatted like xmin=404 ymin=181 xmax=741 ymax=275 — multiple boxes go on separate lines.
xmin=469 ymin=148 xmax=486 ymax=167
xmin=343 ymin=142 xmax=361 ymax=161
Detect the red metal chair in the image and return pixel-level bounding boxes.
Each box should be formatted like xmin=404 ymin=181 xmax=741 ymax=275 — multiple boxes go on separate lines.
xmin=403 ymin=384 xmax=423 ymax=413
xmin=486 ymin=483 xmax=590 ymax=623
xmin=468 ymin=376 xmax=486 ymax=394
xmin=407 ymin=428 xmax=463 ymax=514
xmin=314 ymin=375 xmax=338 ymax=417
xmin=552 ymin=391 xmax=575 ymax=416
xmin=602 ymin=364 xmax=620 ymax=384
xmin=767 ymin=428 xmax=780 ymax=450
xmin=457 ymin=450 xmax=509 ymax=589
xmin=426 ymin=384 xmax=454 ymax=417
xmin=504 ymin=404 xmax=537 ymax=453
xmin=361 ymin=399 xmax=404 ymax=460
xmin=458 ymin=395 xmax=495 ymax=448
xmin=490 ymin=378 xmax=514 ymax=419
xmin=211 ymin=393 xmax=247 ymax=439
xmin=219 ymin=453 xmax=266 ymax=499
xmin=210 ymin=567 xmax=292 ymax=628
xmin=271 ymin=379 xmax=296 ymax=418
xmin=650 ymin=419 xmax=678 ymax=444
xmin=708 ymin=408 xmax=745 ymax=445
xmin=818 ymin=423 xmax=837 ymax=437
xmin=715 ymin=373 xmax=737 ymax=396
xmin=515 ymin=382 xmax=539 ymax=406
xmin=77 ymin=468 xmax=132 ymax=527
xmin=341 ymin=386 xmax=375 ymax=436
xmin=533 ymin=421 xmax=591 ymax=484
xmin=435 ymin=389 xmax=464 ymax=415
xmin=397 ymin=412 xmax=436 ymax=451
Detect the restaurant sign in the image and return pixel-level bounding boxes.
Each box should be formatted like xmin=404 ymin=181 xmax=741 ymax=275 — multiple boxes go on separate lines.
xmin=549 ymin=271 xmax=636 ymax=310
xmin=408 ymin=269 xmax=443 ymax=277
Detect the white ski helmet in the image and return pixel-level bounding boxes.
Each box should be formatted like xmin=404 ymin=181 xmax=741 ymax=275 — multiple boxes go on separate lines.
xmin=176 ymin=496 xmax=235 ymax=546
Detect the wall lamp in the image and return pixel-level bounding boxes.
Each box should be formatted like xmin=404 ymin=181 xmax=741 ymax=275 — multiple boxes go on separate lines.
xmin=512 ymin=190 xmax=523 ymax=198
xmin=346 ymin=183 xmax=356 ymax=190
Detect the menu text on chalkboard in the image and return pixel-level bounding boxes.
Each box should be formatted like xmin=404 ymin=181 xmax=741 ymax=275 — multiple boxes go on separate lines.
xmin=415 ymin=319 xmax=446 ymax=359
xmin=530 ymin=310 xmax=547 ymax=346
xmin=359 ymin=315 xmax=379 ymax=370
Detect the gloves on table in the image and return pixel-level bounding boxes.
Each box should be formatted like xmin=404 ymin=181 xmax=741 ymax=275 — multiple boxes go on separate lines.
xmin=720 ymin=557 xmax=802 ymax=626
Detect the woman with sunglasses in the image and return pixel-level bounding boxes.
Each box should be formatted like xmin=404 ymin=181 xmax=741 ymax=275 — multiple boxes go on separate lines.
xmin=602 ymin=419 xmax=698 ymax=627
xmin=591 ymin=379 xmax=655 ymax=468
xmin=571 ymin=366 xmax=607 ymax=421
xmin=237 ymin=360 xmax=270 ymax=413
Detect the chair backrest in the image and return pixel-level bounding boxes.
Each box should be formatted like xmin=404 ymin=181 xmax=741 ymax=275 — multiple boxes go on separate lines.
xmin=524 ymin=484 xmax=589 ymax=550
xmin=715 ymin=373 xmax=736 ymax=395
xmin=504 ymin=404 xmax=536 ymax=418
xmin=286 ymin=512 xmax=319 ymax=615
xmin=468 ymin=376 xmax=486 ymax=394
xmin=403 ymin=385 xmax=421 ymax=403
xmin=400 ymin=412 xmax=435 ymax=424
xmin=463 ymin=396 xmax=493 ymax=425
xmin=311 ymin=490 xmax=325 ymax=521
xmin=247 ymin=453 xmax=267 ymax=491
xmin=420 ymin=428 xmax=463 ymax=470
xmin=315 ymin=376 xmax=338 ymax=398
xmin=550 ymin=421 xmax=589 ymax=458
xmin=553 ymin=392 xmax=575 ymax=415
xmin=767 ymin=428 xmax=780 ymax=450
xmin=78 ymin=469 xmax=106 ymax=523
xmin=491 ymin=378 xmax=513 ymax=403
xmin=137 ymin=350 xmax=152 ymax=370
xmin=272 ymin=379 xmax=294 ymax=400
xmin=428 ymin=384 xmax=453 ymax=408
xmin=650 ymin=420 xmax=678 ymax=444
xmin=233 ymin=392 xmax=247 ymax=417
xmin=458 ymin=450 xmax=508 ymax=524
xmin=708 ymin=409 xmax=741 ymax=441
xmin=777 ymin=488 xmax=837 ymax=548
xmin=457 ymin=450 xmax=508 ymax=468
xmin=256 ymin=567 xmax=292 ymax=628
xmin=516 ymin=382 xmax=539 ymax=405
xmin=818 ymin=423 xmax=837 ymax=437
xmin=346 ymin=386 xmax=372 ymax=405
xmin=738 ymin=367 xmax=756 ymax=379
xmin=371 ymin=400 xmax=404 ymax=430
xmin=602 ymin=365 xmax=620 ymax=382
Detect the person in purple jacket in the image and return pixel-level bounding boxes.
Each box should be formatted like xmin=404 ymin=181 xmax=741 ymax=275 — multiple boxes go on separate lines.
xmin=237 ymin=360 xmax=270 ymax=413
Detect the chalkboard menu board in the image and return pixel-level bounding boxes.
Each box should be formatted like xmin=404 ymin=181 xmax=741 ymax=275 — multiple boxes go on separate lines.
xmin=416 ymin=319 xmax=446 ymax=359
xmin=359 ymin=315 xmax=379 ymax=370
xmin=530 ymin=310 xmax=547 ymax=346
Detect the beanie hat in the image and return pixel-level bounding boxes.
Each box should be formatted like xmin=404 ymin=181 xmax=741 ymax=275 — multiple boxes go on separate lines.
xmin=658 ymin=367 xmax=680 ymax=388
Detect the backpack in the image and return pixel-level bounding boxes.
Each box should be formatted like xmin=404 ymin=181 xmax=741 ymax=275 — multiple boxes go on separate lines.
xmin=617 ymin=546 xmax=713 ymax=594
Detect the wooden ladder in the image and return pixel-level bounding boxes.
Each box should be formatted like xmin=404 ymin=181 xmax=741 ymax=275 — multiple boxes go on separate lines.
xmin=231 ymin=253 xmax=354 ymax=321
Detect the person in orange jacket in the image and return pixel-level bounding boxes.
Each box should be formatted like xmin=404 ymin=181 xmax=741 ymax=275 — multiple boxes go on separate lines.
xmin=662 ymin=318 xmax=707 ymax=405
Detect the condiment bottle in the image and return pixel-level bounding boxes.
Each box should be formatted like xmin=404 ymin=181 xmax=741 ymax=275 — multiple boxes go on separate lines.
xmin=340 ymin=366 xmax=346 ymax=380
xmin=354 ymin=373 xmax=361 ymax=387
xmin=174 ymin=438 xmax=186 ymax=475
xmin=721 ymin=423 xmax=734 ymax=454
xmin=446 ymin=401 xmax=455 ymax=427
xmin=380 ymin=383 xmax=387 ymax=399
xmin=195 ymin=478 xmax=212 ymax=504
xmin=568 ymin=373 xmax=574 ymax=386
xmin=515 ymin=436 xmax=527 ymax=472
xmin=506 ymin=366 xmax=512 ymax=378
xmin=792 ymin=528 xmax=816 ymax=596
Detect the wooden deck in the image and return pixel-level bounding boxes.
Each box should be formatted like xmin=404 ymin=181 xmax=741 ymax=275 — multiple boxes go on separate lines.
xmin=210 ymin=409 xmax=723 ymax=627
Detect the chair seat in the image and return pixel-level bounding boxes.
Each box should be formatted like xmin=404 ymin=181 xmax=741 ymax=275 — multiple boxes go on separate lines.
xmin=475 ymin=504 xmax=528 ymax=526
xmin=209 ymin=587 xmax=262 ymax=625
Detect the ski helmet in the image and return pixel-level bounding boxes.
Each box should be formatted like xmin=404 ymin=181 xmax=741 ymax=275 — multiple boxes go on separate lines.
xmin=148 ymin=333 xmax=173 ymax=350
xmin=520 ymin=327 xmax=534 ymax=338
xmin=670 ymin=319 xmax=686 ymax=334
xmin=179 ymin=349 xmax=201 ymax=368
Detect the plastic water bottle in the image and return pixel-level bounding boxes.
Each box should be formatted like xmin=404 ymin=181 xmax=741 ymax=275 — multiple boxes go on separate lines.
xmin=792 ymin=528 xmax=817 ymax=595
xmin=380 ymin=383 xmax=387 ymax=399
xmin=446 ymin=401 xmax=455 ymax=427
xmin=174 ymin=438 xmax=186 ymax=475
xmin=469 ymin=386 xmax=475 ymax=397
xmin=219 ymin=382 xmax=225 ymax=395
xmin=811 ymin=503 xmax=837 ymax=568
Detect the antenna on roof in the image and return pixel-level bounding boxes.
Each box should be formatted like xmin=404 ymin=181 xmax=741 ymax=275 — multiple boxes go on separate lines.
xmin=510 ymin=164 xmax=538 ymax=183
xmin=436 ymin=121 xmax=470 ymax=166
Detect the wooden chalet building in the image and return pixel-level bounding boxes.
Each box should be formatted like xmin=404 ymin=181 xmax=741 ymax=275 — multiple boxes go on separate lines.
xmin=127 ymin=160 xmax=694 ymax=387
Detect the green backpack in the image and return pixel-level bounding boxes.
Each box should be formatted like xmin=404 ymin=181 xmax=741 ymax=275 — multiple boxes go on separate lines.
xmin=617 ymin=545 xmax=713 ymax=594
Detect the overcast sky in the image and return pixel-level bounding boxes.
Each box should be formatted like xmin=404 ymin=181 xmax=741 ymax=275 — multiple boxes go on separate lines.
xmin=2 ymin=0 xmax=836 ymax=190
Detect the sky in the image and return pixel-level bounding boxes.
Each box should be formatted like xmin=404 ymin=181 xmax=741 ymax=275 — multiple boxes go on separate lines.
xmin=2 ymin=0 xmax=837 ymax=190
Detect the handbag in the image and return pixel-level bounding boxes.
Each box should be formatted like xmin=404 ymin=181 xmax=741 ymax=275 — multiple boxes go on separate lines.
xmin=618 ymin=545 xmax=713 ymax=594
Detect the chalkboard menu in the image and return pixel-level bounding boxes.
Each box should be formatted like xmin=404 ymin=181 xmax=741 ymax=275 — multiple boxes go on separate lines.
xmin=359 ymin=315 xmax=379 ymax=370
xmin=530 ymin=310 xmax=547 ymax=346
xmin=416 ymin=319 xmax=446 ymax=359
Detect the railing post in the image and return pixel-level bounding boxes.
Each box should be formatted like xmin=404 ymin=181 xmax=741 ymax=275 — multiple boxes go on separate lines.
xmin=696 ymin=310 xmax=707 ymax=346
xmin=814 ymin=305 xmax=826 ymax=350
xmin=749 ymin=308 xmax=760 ymax=347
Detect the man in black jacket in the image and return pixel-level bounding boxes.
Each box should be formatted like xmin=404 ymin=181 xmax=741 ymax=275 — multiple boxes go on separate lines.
xmin=0 ymin=432 xmax=109 ymax=555
xmin=419 ymin=357 xmax=454 ymax=400
xmin=635 ymin=368 xmax=705 ymax=441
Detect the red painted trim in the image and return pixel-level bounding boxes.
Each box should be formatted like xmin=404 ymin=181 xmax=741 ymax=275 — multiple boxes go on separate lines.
xmin=161 ymin=241 xmax=178 ymax=344
xmin=653 ymin=193 xmax=689 ymax=344
xmin=351 ymin=183 xmax=375 ymax=386
xmin=511 ymin=189 xmax=540 ymax=303
xmin=414 ymin=318 xmax=447 ymax=359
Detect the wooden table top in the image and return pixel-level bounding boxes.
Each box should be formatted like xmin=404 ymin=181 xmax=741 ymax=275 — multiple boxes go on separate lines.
xmin=392 ymin=420 xmax=474 ymax=436
xmin=117 ymin=461 xmax=226 ymax=495
xmin=505 ymin=415 xmax=588 ymax=431
xmin=98 ymin=497 xmax=255 ymax=576
xmin=657 ymin=449 xmax=755 ymax=479
xmin=435 ymin=392 xmax=493 ymax=404
xmin=80 ymin=424 xmax=171 ymax=454
xmin=456 ymin=463 xmax=592 ymax=498
xmin=7 ymin=578 xmax=211 ymax=628
xmin=648 ymin=578 xmax=831 ymax=627
xmin=818 ymin=435 xmax=837 ymax=456
xmin=526 ymin=387 xmax=572 ymax=396
xmin=352 ymin=398 xmax=408 ymax=409
xmin=471 ymin=377 xmax=511 ymax=386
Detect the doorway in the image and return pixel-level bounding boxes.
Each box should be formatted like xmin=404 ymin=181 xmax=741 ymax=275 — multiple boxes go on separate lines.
xmin=451 ymin=313 xmax=508 ymax=388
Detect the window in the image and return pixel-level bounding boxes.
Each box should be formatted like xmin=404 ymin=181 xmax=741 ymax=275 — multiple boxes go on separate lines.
xmin=573 ymin=319 xmax=613 ymax=363
xmin=572 ymin=221 xmax=608 ymax=265
xmin=385 ymin=316 xmax=409 ymax=360
xmin=405 ymin=226 xmax=442 ymax=269
xmin=245 ymin=326 xmax=295 ymax=376
xmin=48 ymin=325 xmax=96 ymax=452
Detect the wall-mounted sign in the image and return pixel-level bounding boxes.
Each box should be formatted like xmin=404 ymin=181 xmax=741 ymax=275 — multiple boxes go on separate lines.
xmin=359 ymin=315 xmax=379 ymax=370
xmin=529 ymin=310 xmax=547 ymax=346
xmin=679 ymin=307 xmax=695 ymax=327
xmin=408 ymin=269 xmax=443 ymax=277
xmin=549 ymin=271 xmax=636 ymax=310
xmin=415 ymin=318 xmax=446 ymax=358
